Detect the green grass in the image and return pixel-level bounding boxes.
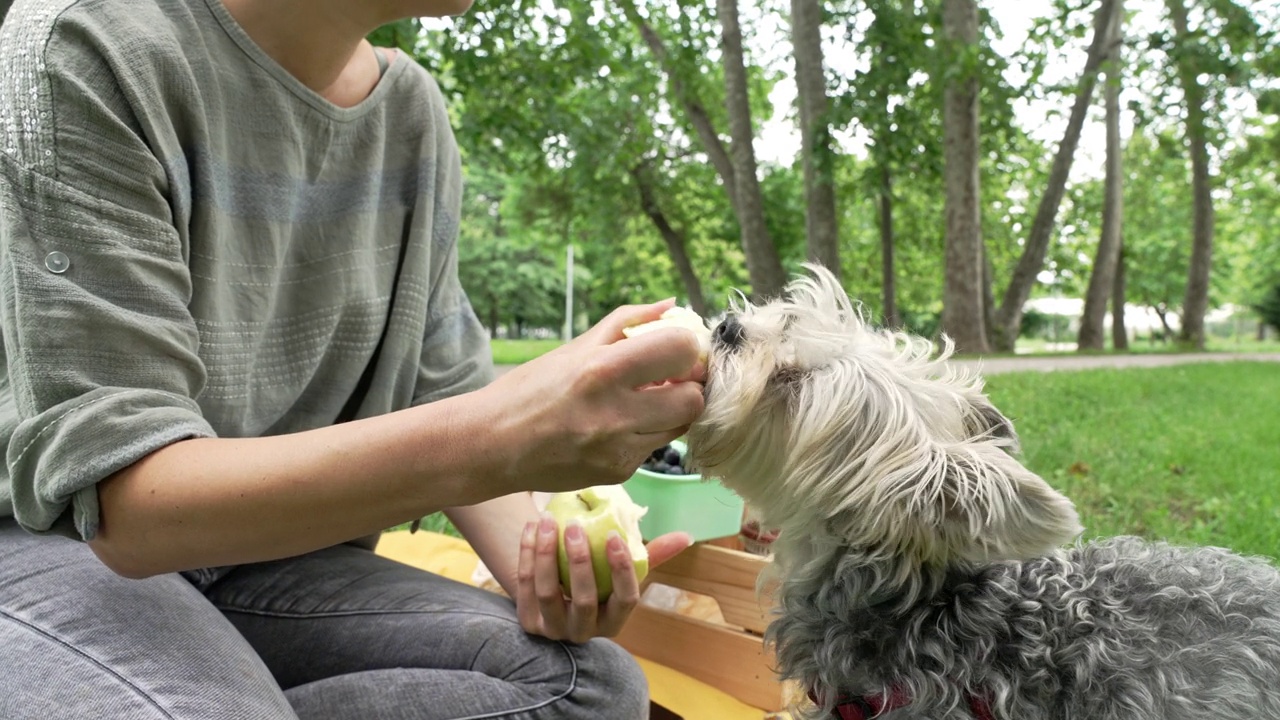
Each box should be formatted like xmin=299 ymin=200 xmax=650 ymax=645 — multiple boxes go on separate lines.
xmin=491 ymin=339 xmax=563 ymax=366
xmin=391 ymin=513 xmax=459 ymax=537
xmin=984 ymin=362 xmax=1280 ymax=560
xmin=410 ymin=355 xmax=1279 ymax=561
xmin=488 ymin=337 xmax=1277 ymax=367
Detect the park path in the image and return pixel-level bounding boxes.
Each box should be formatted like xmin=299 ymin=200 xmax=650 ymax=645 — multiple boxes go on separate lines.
xmin=946 ymin=351 xmax=1280 ymax=375
xmin=494 ymin=351 xmax=1280 ymax=377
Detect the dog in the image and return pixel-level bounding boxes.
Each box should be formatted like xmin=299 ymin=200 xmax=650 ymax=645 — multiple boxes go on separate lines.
xmin=685 ymin=265 xmax=1280 ymax=720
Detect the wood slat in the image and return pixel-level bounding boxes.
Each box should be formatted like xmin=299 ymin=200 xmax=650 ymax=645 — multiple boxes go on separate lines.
xmin=614 ymin=604 xmax=785 ymax=712
xmin=646 ymin=543 xmax=777 ymax=635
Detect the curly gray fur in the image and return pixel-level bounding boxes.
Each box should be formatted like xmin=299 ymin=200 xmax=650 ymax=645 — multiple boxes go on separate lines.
xmin=689 ymin=266 xmax=1280 ymax=719
xmin=773 ymin=536 xmax=1280 ymax=719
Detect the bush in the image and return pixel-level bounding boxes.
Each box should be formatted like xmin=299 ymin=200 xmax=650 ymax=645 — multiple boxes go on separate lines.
xmin=1255 ymin=284 xmax=1280 ymax=333
xmin=1020 ymin=308 xmax=1073 ymax=341
xmin=898 ymin=309 xmax=941 ymax=339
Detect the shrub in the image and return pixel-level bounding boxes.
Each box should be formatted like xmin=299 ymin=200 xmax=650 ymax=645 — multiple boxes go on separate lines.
xmin=1255 ymin=284 xmax=1280 ymax=333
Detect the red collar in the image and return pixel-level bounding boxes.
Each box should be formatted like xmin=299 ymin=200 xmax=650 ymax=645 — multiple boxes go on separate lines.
xmin=810 ymin=684 xmax=994 ymax=720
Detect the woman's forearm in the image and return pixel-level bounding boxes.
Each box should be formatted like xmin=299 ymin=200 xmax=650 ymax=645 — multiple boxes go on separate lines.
xmin=89 ymin=393 xmax=505 ymax=578
xmin=87 ymin=301 xmax=706 ymax=581
xmin=445 ymin=491 xmax=542 ymax=596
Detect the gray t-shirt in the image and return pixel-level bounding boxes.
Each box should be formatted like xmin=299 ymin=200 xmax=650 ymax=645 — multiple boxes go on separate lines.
xmin=0 ymin=0 xmax=495 ymax=541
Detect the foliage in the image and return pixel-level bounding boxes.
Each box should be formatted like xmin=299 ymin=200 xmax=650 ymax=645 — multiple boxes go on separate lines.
xmin=986 ymin=362 xmax=1280 ymax=560
xmin=366 ymin=19 xmax=426 ymax=55
xmin=363 ymin=0 xmax=1279 ymax=342
xmin=1256 ymin=285 xmax=1280 ymax=332
xmin=1019 ymin=308 xmax=1073 ymax=341
xmin=453 ymin=167 xmax=580 ymax=337
xmin=1218 ymin=117 xmax=1280 ymax=311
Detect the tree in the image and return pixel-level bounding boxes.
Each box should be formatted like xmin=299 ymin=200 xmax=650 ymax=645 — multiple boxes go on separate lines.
xmin=1077 ymin=0 xmax=1127 ymax=351
xmin=717 ymin=0 xmax=788 ymax=298
xmin=1165 ymin=0 xmax=1214 ymax=349
xmin=428 ymin=1 xmax=735 ymax=316
xmin=455 ymin=170 xmax=575 ymax=337
xmin=618 ymin=0 xmax=787 ymax=299
xmin=1256 ymin=284 xmax=1280 ymax=334
xmin=631 ymin=162 xmax=709 ymax=317
xmin=1111 ymin=241 xmax=1130 ymax=349
xmin=1118 ymin=130 xmax=1194 ymax=336
xmin=789 ymin=0 xmax=840 ymax=279
xmin=993 ymin=0 xmax=1123 ymax=351
xmin=832 ymin=0 xmax=943 ymax=330
xmin=939 ymin=0 xmax=989 ymax=353
xmin=879 ymin=164 xmax=900 ymax=328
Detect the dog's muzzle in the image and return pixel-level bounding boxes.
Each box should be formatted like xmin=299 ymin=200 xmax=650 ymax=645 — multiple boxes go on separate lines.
xmin=712 ymin=316 xmax=744 ymax=349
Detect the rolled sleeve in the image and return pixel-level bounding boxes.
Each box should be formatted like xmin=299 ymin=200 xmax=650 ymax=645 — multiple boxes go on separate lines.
xmin=8 ymin=389 xmax=215 ymax=541
xmin=0 ymin=155 xmax=215 ymax=541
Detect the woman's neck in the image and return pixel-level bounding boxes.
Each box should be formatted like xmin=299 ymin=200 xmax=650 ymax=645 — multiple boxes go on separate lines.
xmin=219 ymin=0 xmax=389 ymax=107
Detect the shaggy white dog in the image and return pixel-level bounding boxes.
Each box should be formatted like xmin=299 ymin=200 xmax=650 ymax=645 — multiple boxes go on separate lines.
xmin=687 ymin=265 xmax=1280 ymax=720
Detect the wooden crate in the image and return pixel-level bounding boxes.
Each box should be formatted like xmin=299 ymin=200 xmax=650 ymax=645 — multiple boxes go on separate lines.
xmin=614 ymin=541 xmax=791 ymax=713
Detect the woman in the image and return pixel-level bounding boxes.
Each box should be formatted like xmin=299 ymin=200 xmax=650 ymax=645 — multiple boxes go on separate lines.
xmin=0 ymin=0 xmax=706 ymax=717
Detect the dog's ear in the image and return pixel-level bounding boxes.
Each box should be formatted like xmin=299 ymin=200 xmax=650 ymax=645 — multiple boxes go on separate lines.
xmin=934 ymin=442 xmax=1081 ymax=563
xmin=964 ymin=397 xmax=1020 ymax=452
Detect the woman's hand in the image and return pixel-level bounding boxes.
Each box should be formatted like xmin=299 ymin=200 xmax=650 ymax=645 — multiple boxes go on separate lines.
xmin=477 ymin=299 xmax=706 ymax=496
xmin=514 ymin=514 xmax=693 ymax=642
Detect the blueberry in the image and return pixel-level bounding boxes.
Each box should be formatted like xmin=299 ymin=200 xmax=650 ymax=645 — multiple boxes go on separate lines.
xmin=666 ymin=465 xmax=686 ymax=475
xmin=650 ymin=446 xmax=669 ymax=462
xmin=663 ymin=448 xmax=682 ymax=466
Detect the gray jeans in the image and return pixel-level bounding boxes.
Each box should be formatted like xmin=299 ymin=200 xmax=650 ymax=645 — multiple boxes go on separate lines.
xmin=0 ymin=519 xmax=649 ymax=719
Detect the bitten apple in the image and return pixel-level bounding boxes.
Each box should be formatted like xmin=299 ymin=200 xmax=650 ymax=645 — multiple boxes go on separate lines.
xmin=621 ymin=306 xmax=711 ymax=361
xmin=545 ymin=485 xmax=649 ymax=601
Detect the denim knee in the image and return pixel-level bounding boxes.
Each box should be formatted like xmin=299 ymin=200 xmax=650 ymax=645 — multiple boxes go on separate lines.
xmin=564 ymin=638 xmax=649 ymax=720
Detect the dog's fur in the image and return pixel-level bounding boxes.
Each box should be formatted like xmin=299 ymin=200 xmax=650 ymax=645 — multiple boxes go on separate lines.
xmin=686 ymin=266 xmax=1280 ymax=719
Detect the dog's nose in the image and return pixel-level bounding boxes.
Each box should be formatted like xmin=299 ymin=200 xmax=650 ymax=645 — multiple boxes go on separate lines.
xmin=713 ymin=317 xmax=744 ymax=348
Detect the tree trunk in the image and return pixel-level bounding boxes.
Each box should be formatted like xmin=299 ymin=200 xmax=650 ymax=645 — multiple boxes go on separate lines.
xmin=630 ymin=165 xmax=709 ymax=318
xmin=1167 ymin=0 xmax=1214 ymax=350
xmin=1154 ymin=304 xmax=1174 ymax=340
xmin=939 ymin=0 xmax=989 ymax=354
xmin=1111 ymin=241 xmax=1129 ymax=350
xmin=982 ymin=243 xmax=996 ymax=348
xmin=790 ymin=0 xmax=840 ymax=279
xmin=992 ymin=0 xmax=1122 ymax=351
xmin=619 ymin=2 xmax=738 ymax=207
xmin=1078 ymin=1 xmax=1126 ymax=351
xmin=717 ymin=0 xmax=788 ymax=298
xmin=618 ymin=0 xmax=786 ymax=298
xmin=878 ymin=163 xmax=899 ymax=328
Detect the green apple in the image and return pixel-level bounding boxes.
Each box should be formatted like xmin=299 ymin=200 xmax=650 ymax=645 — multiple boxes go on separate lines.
xmin=621 ymin=306 xmax=711 ymax=361
xmin=545 ymin=485 xmax=650 ymax=601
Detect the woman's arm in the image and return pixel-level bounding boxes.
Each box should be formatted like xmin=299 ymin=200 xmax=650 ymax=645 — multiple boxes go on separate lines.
xmin=89 ymin=304 xmax=704 ymax=579
xmin=90 ymin=392 xmax=498 ymax=579
xmin=444 ymin=491 xmax=541 ymax=596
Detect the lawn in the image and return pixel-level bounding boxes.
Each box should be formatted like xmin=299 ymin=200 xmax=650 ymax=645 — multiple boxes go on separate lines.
xmin=983 ymin=362 xmax=1280 ymax=560
xmin=492 ymin=337 xmax=1277 ymax=366
xmin=491 ymin=339 xmax=563 ymax=365
xmin=416 ymin=355 xmax=1278 ymax=562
